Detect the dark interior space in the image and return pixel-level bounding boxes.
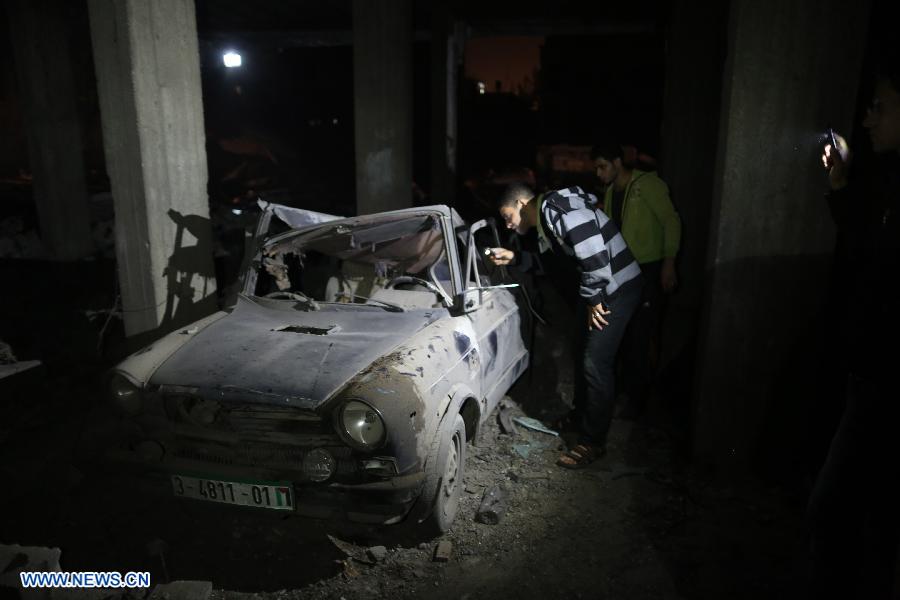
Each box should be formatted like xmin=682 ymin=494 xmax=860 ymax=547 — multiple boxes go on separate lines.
xmin=1 ymin=0 xmax=898 ymax=598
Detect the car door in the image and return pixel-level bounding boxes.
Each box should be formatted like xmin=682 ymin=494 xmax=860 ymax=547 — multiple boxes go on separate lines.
xmin=459 ymin=219 xmax=526 ymax=418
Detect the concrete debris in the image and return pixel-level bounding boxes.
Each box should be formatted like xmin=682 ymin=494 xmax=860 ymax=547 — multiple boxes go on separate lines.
xmin=340 ymin=559 xmax=360 ymax=579
xmin=0 ymin=341 xmax=16 ymax=364
xmin=366 ymin=546 xmax=388 ymax=562
xmin=148 ymin=580 xmax=212 ymax=600
xmin=497 ymin=406 xmax=518 ymax=435
xmin=475 ymin=485 xmax=508 ymax=525
xmin=327 ymin=535 xmax=354 ymax=556
xmin=0 ymin=341 xmax=43 ymax=383
xmin=0 ymin=544 xmax=62 ymax=600
xmin=433 ymin=541 xmax=453 ymax=562
xmin=508 ymin=470 xmax=550 ymax=482
xmin=0 ymin=544 xmax=61 ymax=574
xmin=0 ymin=360 xmax=42 ymax=382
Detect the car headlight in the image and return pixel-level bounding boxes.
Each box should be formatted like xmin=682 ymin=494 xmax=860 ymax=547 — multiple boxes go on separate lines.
xmin=337 ymin=399 xmax=386 ymax=450
xmin=109 ymin=373 xmax=142 ymax=415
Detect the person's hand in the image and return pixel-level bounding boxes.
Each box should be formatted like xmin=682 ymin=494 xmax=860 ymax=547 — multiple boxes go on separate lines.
xmin=661 ymin=257 xmax=678 ymax=293
xmin=486 ymin=248 xmax=514 ymax=266
xmin=587 ymin=302 xmax=611 ymax=331
xmin=822 ymin=133 xmax=851 ymax=190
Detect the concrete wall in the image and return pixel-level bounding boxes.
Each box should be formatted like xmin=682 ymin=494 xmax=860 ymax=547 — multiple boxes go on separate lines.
xmin=7 ymin=0 xmax=93 ymax=260
xmin=429 ymin=5 xmax=462 ymax=207
xmin=658 ymin=0 xmax=728 ymax=313
xmin=656 ymin=0 xmax=729 ymax=387
xmin=88 ymin=0 xmax=216 ymax=337
xmin=693 ymin=0 xmax=869 ymax=469
xmin=352 ymin=0 xmax=413 ymax=215
xmin=0 ymin=9 xmax=26 ymax=176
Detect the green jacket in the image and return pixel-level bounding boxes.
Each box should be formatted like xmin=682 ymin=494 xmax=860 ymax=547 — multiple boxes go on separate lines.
xmin=603 ymin=169 xmax=681 ymax=264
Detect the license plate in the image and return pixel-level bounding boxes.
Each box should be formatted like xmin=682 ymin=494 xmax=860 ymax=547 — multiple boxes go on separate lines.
xmin=171 ymin=475 xmax=293 ymax=511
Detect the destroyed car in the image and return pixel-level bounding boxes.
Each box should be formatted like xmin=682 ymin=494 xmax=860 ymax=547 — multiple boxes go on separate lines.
xmin=107 ymin=202 xmax=529 ymax=533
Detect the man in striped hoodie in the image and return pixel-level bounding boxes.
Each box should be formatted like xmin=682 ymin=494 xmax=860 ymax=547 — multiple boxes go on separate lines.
xmin=487 ymin=184 xmax=643 ymax=468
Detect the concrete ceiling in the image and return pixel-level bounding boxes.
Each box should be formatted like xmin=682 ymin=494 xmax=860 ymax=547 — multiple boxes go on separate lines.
xmin=196 ymin=0 xmax=663 ymax=43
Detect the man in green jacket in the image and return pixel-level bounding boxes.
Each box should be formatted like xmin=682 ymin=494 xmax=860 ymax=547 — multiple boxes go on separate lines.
xmin=591 ymin=140 xmax=682 ymax=419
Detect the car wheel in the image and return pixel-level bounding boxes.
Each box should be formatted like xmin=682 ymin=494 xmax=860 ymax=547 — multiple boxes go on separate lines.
xmin=419 ymin=413 xmax=467 ymax=535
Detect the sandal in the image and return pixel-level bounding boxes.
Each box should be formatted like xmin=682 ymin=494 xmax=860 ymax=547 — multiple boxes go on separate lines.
xmin=556 ymin=444 xmax=606 ymax=469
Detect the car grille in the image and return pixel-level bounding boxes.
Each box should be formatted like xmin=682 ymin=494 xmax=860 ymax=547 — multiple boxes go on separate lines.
xmin=171 ymin=441 xmax=355 ymax=475
xmin=162 ymin=393 xmax=329 ymax=437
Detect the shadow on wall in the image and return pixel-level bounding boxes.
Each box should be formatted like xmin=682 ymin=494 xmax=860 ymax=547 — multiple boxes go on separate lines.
xmin=119 ymin=210 xmax=219 ymax=355
xmin=162 ymin=209 xmax=218 ymax=325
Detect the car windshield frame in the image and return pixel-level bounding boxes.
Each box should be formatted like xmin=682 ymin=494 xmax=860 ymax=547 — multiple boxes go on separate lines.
xmin=240 ymin=205 xmax=464 ymax=308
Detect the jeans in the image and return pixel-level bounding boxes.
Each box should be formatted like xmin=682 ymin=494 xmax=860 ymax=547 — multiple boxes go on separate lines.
xmin=620 ymin=260 xmax=663 ymax=415
xmin=807 ymin=374 xmax=900 ymax=599
xmin=579 ymin=283 xmax=641 ymax=446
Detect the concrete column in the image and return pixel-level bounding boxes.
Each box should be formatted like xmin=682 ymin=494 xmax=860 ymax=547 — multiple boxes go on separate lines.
xmin=658 ymin=0 xmax=727 ymax=312
xmin=352 ymin=0 xmax=413 ymax=215
xmin=655 ymin=0 xmax=728 ymax=378
xmin=429 ymin=6 xmax=461 ymax=205
xmin=88 ymin=0 xmax=216 ymax=337
xmin=693 ymin=0 xmax=869 ymax=468
xmin=7 ymin=0 xmax=93 ymax=260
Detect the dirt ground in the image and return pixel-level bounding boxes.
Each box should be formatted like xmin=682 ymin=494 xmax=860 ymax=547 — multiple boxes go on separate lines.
xmin=210 ymin=398 xmax=809 ymax=600
xmin=0 ymin=369 xmax=809 ymax=600
xmin=0 ymin=259 xmax=811 ymax=599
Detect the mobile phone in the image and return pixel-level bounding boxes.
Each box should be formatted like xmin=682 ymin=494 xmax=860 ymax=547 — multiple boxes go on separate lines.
xmin=826 ymin=127 xmax=838 ymax=152
xmin=483 ymin=247 xmax=498 ymax=257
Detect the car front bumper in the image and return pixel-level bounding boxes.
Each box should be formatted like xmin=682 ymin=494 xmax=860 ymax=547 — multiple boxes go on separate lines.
xmin=106 ymin=447 xmax=426 ymax=525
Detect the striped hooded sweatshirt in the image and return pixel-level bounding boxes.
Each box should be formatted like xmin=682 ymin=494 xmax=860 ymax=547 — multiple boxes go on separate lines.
xmin=537 ymin=186 xmax=642 ymax=306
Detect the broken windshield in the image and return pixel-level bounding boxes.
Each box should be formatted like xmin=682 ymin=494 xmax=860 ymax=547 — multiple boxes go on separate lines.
xmin=250 ymin=213 xmax=453 ymax=309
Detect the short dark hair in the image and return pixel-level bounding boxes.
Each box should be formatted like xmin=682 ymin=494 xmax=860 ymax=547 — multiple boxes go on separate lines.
xmin=498 ymin=183 xmax=534 ymax=209
xmin=874 ymin=47 xmax=900 ymax=93
xmin=590 ymin=140 xmax=623 ymax=162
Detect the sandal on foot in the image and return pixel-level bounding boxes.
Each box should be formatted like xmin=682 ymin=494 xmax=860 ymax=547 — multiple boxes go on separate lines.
xmin=556 ymin=444 xmax=605 ymax=469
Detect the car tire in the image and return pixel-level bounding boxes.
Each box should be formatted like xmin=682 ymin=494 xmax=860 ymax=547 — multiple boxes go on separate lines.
xmin=418 ymin=412 xmax=467 ymax=535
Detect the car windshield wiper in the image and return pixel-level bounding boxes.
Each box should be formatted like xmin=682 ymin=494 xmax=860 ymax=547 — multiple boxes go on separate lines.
xmin=347 ymin=294 xmax=405 ymax=313
xmin=261 ymin=290 xmax=320 ymax=310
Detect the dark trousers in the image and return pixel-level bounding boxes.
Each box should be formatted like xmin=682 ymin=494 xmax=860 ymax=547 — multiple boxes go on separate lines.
xmin=620 ymin=260 xmax=663 ymax=414
xmin=579 ymin=284 xmax=641 ymax=446
xmin=807 ymin=374 xmax=900 ymax=599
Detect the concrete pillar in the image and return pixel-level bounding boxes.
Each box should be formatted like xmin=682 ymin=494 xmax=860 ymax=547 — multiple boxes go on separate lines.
xmin=693 ymin=0 xmax=869 ymax=468
xmin=88 ymin=0 xmax=216 ymax=337
xmin=658 ymin=0 xmax=727 ymax=312
xmin=429 ymin=6 xmax=462 ymax=205
xmin=352 ymin=0 xmax=413 ymax=215
xmin=655 ymin=0 xmax=729 ymax=378
xmin=7 ymin=0 xmax=93 ymax=260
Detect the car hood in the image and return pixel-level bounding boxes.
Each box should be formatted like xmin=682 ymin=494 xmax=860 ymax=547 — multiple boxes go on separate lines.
xmin=149 ymin=295 xmax=444 ymax=410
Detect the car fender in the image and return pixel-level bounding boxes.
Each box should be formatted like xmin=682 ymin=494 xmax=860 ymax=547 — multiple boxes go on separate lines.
xmin=113 ymin=310 xmax=229 ymax=387
xmin=432 ymin=382 xmax=479 ymax=445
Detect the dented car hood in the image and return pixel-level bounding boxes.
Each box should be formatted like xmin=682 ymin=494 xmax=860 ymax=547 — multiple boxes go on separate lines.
xmin=149 ymin=295 xmax=444 ymax=409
